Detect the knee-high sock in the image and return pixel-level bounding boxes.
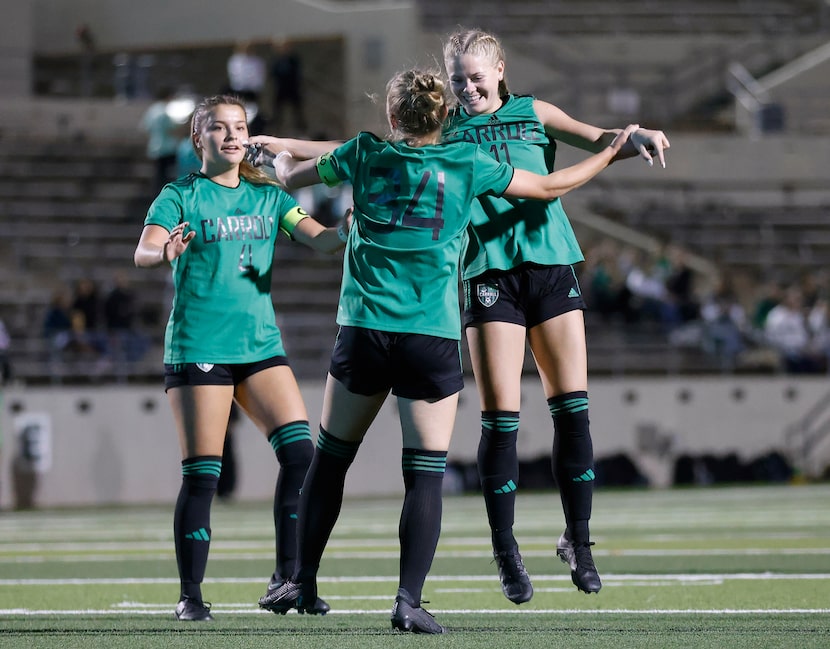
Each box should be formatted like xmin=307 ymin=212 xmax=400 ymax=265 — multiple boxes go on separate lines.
xmin=549 ymin=391 xmax=593 ymax=544
xmin=268 ymin=421 xmax=313 ymax=581
xmin=477 ymin=411 xmax=520 ymax=550
xmin=174 ymin=456 xmax=221 ymax=600
xmin=294 ymin=427 xmax=359 ymax=582
xmin=399 ymin=448 xmax=447 ymax=604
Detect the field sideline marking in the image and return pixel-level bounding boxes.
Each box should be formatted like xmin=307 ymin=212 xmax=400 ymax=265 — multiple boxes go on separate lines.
xmin=3 ymin=547 xmax=830 ymax=564
xmin=2 ymin=607 xmax=830 ymax=616
xmin=2 ymin=572 xmax=830 ymax=586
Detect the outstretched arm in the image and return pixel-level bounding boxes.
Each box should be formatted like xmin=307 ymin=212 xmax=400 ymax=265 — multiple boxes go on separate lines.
xmin=535 ymin=99 xmax=670 ymax=168
xmin=504 ymin=124 xmax=638 ymax=201
xmin=246 ymin=135 xmax=342 ymax=161
xmin=291 ymin=207 xmax=351 ymax=254
xmin=273 ymin=152 xmax=323 ymax=190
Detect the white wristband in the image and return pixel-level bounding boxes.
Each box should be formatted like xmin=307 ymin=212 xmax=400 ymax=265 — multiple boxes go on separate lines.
xmin=274 ymin=150 xmax=294 ymax=167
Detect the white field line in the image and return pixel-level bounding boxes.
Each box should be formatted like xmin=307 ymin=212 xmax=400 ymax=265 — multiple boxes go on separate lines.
xmin=3 ymin=573 xmax=830 ymax=617
xmin=2 ymin=607 xmax=830 ymax=616
xmin=3 ymin=546 xmax=830 ymax=564
xmin=2 ymin=572 xmax=830 ymax=586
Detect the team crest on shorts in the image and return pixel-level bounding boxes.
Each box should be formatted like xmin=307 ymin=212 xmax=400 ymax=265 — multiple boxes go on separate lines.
xmin=196 ymin=363 xmax=214 ymax=373
xmin=477 ymin=283 xmax=499 ymax=307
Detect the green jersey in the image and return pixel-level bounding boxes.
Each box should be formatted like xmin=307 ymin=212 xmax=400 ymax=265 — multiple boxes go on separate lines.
xmin=317 ymin=132 xmax=514 ymax=340
xmin=442 ymin=94 xmax=584 ymax=280
xmin=144 ymin=173 xmax=302 ymax=364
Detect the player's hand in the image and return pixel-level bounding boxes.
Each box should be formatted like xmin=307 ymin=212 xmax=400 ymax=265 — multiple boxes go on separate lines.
xmin=610 ymin=124 xmax=639 ymax=151
xmin=246 ymin=136 xmax=286 ymax=156
xmin=164 ymin=222 xmax=196 ymax=263
xmin=243 ymin=142 xmax=276 ymax=167
xmin=629 ymin=128 xmax=670 ymax=168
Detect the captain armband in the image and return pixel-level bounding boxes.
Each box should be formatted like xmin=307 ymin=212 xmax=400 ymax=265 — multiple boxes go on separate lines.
xmin=316 ymin=152 xmax=343 ymax=188
xmin=279 ymin=206 xmax=310 ymax=239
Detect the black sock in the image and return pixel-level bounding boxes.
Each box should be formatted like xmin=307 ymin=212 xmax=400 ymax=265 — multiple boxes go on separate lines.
xmin=268 ymin=421 xmax=313 ymax=581
xmin=294 ymin=427 xmax=359 ymax=582
xmin=399 ymin=448 xmax=447 ymax=604
xmin=478 ymin=411 xmax=520 ymax=550
xmin=549 ymin=391 xmax=593 ymax=545
xmin=174 ymin=456 xmax=221 ymax=601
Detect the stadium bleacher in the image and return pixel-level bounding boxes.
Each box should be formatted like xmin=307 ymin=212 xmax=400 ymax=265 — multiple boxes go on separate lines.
xmin=1 ymin=0 xmax=829 ymax=384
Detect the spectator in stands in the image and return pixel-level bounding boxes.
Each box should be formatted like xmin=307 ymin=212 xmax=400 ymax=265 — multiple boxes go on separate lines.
xmin=580 ymin=239 xmax=627 ymax=322
xmin=808 ymin=294 xmax=830 ymax=338
xmin=764 ymin=285 xmax=825 ymax=373
xmin=227 ymin=41 xmax=267 ymax=105
xmin=43 ymin=287 xmax=99 ymax=362
xmin=104 ymin=272 xmax=147 ymax=364
xmin=71 ymin=278 xmax=100 ymax=333
xmin=699 ymin=277 xmax=748 ymax=368
xmin=133 ymin=94 xmax=346 ymax=623
xmin=71 ymin=278 xmax=107 ymax=357
xmin=799 ymin=269 xmax=828 ymax=310
xmin=440 ymin=28 xmax=668 ymax=604
xmin=42 ymin=289 xmax=73 ymax=352
xmin=248 ymin=68 xmax=637 ymax=633
xmin=269 ymin=38 xmax=306 ymax=133
xmin=623 ymin=248 xmax=674 ymax=325
xmin=225 ymin=42 xmax=269 ymax=136
xmin=664 ymin=245 xmax=699 ymax=324
xmin=751 ymin=278 xmax=783 ymax=331
xmin=140 ymin=87 xmax=180 ymax=193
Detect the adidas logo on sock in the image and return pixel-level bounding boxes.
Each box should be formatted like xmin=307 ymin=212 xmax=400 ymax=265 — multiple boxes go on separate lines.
xmin=494 ymin=480 xmax=517 ymax=494
xmin=185 ymin=527 xmax=210 ymax=541
xmin=572 ymin=469 xmax=595 ymax=483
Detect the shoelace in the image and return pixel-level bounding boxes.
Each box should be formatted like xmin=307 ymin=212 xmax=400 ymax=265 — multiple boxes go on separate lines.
xmin=494 ymin=549 xmax=527 ymax=574
xmin=574 ymin=542 xmax=597 ymax=569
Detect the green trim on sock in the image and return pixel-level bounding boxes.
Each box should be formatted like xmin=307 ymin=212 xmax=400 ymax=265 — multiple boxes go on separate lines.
xmin=317 ymin=428 xmax=359 ymax=461
xmin=402 ymin=452 xmax=447 ymax=474
xmin=182 ymin=458 xmax=222 ymax=478
xmin=268 ymin=421 xmax=312 ymax=453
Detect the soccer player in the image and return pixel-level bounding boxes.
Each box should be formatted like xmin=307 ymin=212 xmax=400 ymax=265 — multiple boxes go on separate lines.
xmin=248 ymin=69 xmax=637 ymax=633
xmin=441 ymin=28 xmax=670 ymax=602
xmin=133 ymin=94 xmax=346 ymax=622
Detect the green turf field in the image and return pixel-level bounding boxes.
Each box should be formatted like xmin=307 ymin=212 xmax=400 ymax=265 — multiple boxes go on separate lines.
xmin=2 ymin=484 xmax=829 ymax=648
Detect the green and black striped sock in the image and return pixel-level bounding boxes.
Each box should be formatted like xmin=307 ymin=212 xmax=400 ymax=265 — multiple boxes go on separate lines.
xmin=174 ymin=455 xmax=221 ymax=600
xmin=549 ymin=391 xmax=593 ymax=544
xmin=399 ymin=448 xmax=448 ymax=603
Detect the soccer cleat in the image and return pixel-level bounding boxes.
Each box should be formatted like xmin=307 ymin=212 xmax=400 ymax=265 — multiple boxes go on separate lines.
xmin=556 ymin=531 xmax=577 ymax=571
xmin=258 ymin=578 xmax=330 ymax=615
xmin=390 ymin=588 xmax=446 ymax=634
xmin=493 ymin=546 xmax=533 ymax=604
xmin=175 ymin=597 xmax=213 ymax=621
xmin=557 ymin=531 xmax=602 ymax=593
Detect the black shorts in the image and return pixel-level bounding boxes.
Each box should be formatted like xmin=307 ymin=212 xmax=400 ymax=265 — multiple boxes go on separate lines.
xmin=463 ymin=263 xmax=586 ymax=329
xmin=329 ymin=326 xmax=463 ymax=400
xmin=163 ymin=356 xmax=290 ymax=391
